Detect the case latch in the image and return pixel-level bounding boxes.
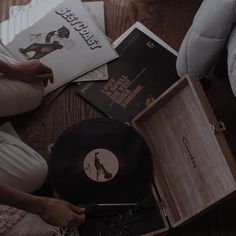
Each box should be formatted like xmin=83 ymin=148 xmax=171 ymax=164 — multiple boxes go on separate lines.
xmin=211 ymin=121 xmax=226 ymax=133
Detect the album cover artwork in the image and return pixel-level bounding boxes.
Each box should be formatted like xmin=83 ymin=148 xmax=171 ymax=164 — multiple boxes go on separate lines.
xmin=77 ymin=22 xmax=179 ymax=122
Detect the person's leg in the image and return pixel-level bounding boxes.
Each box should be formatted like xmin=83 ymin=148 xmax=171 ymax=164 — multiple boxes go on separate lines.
xmin=0 ymin=131 xmax=48 ymax=193
xmin=0 ymin=47 xmax=44 ymax=118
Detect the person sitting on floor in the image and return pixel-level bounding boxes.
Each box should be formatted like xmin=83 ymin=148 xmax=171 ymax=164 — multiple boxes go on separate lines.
xmin=0 ymin=49 xmax=86 ymax=229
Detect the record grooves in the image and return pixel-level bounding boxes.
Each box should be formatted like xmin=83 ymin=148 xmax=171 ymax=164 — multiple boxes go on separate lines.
xmin=49 ymin=118 xmax=153 ymax=215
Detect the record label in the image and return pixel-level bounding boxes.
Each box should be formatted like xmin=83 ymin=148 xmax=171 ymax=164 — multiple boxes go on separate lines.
xmin=83 ymin=148 xmax=119 ymax=183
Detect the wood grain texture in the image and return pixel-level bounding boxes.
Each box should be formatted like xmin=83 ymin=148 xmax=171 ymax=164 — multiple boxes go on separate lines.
xmin=1 ymin=0 xmax=236 ymax=235
xmin=133 ymin=77 xmax=236 ymax=227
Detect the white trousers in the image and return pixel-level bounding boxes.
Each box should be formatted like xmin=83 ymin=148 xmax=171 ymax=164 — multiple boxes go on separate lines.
xmin=0 ymin=131 xmax=48 ymax=193
xmin=0 ymin=48 xmax=47 ymax=193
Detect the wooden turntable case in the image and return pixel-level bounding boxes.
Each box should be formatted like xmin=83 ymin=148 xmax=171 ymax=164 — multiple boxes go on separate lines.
xmin=132 ymin=75 xmax=236 ymax=235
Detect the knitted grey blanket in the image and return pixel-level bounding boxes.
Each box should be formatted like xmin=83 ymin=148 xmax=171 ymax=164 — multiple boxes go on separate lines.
xmin=0 ymin=204 xmax=26 ymax=234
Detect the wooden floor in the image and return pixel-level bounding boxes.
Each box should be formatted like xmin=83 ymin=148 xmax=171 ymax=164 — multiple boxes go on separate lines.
xmin=1 ymin=0 xmax=236 ymax=235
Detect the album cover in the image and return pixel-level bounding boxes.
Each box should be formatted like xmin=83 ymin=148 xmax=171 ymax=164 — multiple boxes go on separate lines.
xmin=76 ymin=22 xmax=179 ymax=122
xmin=72 ymin=1 xmax=109 ymax=83
xmin=0 ymin=0 xmax=117 ymax=94
xmin=42 ymin=1 xmax=108 ymax=104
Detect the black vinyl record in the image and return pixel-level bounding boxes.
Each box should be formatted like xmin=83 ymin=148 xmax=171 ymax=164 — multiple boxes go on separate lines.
xmin=49 ymin=118 xmax=153 ymax=209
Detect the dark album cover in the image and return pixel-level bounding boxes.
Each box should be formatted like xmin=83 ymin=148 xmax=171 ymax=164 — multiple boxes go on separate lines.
xmin=77 ymin=22 xmax=178 ymax=122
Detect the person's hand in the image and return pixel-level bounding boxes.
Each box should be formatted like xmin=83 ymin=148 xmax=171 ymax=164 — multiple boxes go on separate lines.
xmin=38 ymin=197 xmax=85 ymax=227
xmin=6 ymin=59 xmax=54 ymax=86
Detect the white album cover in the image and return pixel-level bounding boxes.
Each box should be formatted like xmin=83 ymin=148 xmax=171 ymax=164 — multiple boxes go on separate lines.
xmin=73 ymin=1 xmax=109 ymax=83
xmin=1 ymin=0 xmax=117 ymax=94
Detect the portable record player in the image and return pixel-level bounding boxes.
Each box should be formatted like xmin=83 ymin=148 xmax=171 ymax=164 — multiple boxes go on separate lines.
xmin=131 ymin=74 xmax=236 ymax=234
xmin=50 ymin=75 xmax=236 ymax=236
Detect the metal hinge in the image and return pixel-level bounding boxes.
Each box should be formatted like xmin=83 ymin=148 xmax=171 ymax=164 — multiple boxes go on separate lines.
xmin=211 ymin=121 xmax=226 ymax=133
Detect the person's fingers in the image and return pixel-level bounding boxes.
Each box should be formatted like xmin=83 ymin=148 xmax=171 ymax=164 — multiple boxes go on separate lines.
xmin=41 ymin=76 xmax=49 ymax=87
xmin=43 ymin=79 xmax=48 ymax=87
xmin=49 ymin=74 xmax=54 ymax=83
xmin=42 ymin=72 xmax=54 ymax=84
xmin=77 ymin=214 xmax=85 ymax=224
xmin=68 ymin=213 xmax=86 ymax=227
xmin=41 ymin=65 xmax=53 ymax=75
xmin=35 ymin=73 xmax=54 ymax=85
xmin=69 ymin=203 xmax=86 ymax=215
xmin=37 ymin=61 xmax=53 ymax=74
xmin=47 ymin=73 xmax=54 ymax=83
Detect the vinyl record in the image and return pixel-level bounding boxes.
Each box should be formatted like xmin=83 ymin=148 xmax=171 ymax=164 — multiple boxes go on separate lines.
xmin=49 ymin=118 xmax=153 ymax=211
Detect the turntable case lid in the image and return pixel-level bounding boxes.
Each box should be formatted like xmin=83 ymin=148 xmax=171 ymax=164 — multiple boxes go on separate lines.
xmin=132 ymin=75 xmax=236 ymax=228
